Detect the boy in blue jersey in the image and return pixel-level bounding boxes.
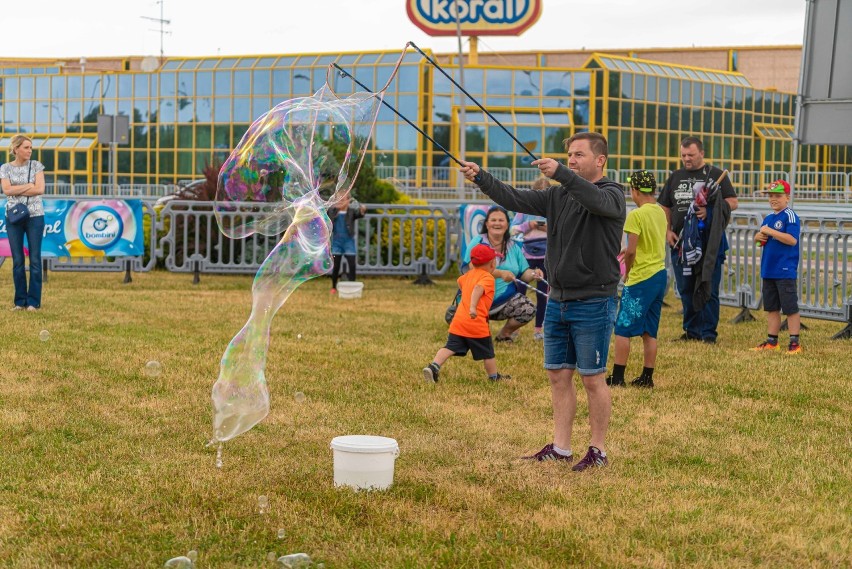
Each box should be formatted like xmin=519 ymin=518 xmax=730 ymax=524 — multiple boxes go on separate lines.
xmin=751 ymin=180 xmax=802 ymax=354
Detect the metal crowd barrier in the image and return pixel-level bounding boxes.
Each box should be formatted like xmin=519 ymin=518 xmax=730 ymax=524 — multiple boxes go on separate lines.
xmin=45 ymin=183 xmax=174 ymax=197
xmin=155 ymin=201 xmax=455 ymax=283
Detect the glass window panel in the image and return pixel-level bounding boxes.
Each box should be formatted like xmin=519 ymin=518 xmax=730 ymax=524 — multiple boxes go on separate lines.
xmin=57 ymin=151 xmax=71 ymax=170
xmin=59 ymin=138 xmax=77 ymax=148
xmin=217 ymin=58 xmax=238 ymax=69
xmin=35 ymin=76 xmax=50 ymax=97
xmin=272 ymin=69 xmax=291 ymax=95
xmin=195 ymin=98 xmax=212 ymax=122
xmin=637 ymin=62 xmax=653 ymax=74
xmin=292 ymin=70 xmax=312 ymax=95
xmin=177 ymin=151 xmax=193 ymax=175
xmin=544 ymin=126 xmax=570 ymax=153
xmin=396 ymin=95 xmax=417 ymax=119
xmin=198 ymin=59 xmax=217 ymax=69
xmin=19 ymin=101 xmax=34 ymax=125
xmin=117 ymin=99 xmax=132 ymax=117
xmin=486 ymin=69 xmax=512 ymax=95
xmin=633 ymin=74 xmax=644 ymax=99
xmin=374 ymin=123 xmax=393 ymax=150
xmin=515 ymin=112 xmax=540 ymax=125
xmin=375 ymin=65 xmax=394 ymax=90
xmin=159 ymin=151 xmax=174 ymax=174
xmin=214 ymin=125 xmax=230 ymax=149
xmin=516 ymin=125 xmax=541 ymax=152
xmin=237 ymin=58 xmax=257 ymax=68
xmin=691 ymin=84 xmax=702 ymax=107
xmin=465 ymin=124 xmax=485 ymax=152
xmin=620 ymin=73 xmax=632 ymax=98
xmin=464 ymin=69 xmax=484 ymax=95
xmin=253 ymin=69 xmax=270 ymax=95
xmin=0 ymin=101 xmax=14 ymax=125
xmin=377 ymin=103 xmax=395 ymax=122
xmin=620 ymin=102 xmax=632 ymax=125
xmin=724 ymin=85 xmax=734 ymax=105
xmin=234 ymin=70 xmax=250 ymax=95
xmin=684 ymin=69 xmax=699 ymax=80
xmin=395 ymin=65 xmax=418 ymax=91
xmin=573 ymin=100 xmax=589 ymax=125
xmin=18 ymin=76 xmax=34 ymax=98
xmin=658 ymin=78 xmax=669 ymax=103
xmin=159 ymin=99 xmax=175 ymax=123
xmin=159 ymin=72 xmax=176 ymax=97
xmin=647 ymin=77 xmax=657 ymax=101
xmin=337 ymin=54 xmax=358 ymax=65
xmin=541 ymin=71 xmax=571 ymax=97
xmin=116 ymin=74 xmax=132 ymax=98
xmin=397 ymin=124 xmax=416 ymax=151
xmin=196 ymin=72 xmax=212 ymax=96
xmin=177 ymin=96 xmax=194 ymax=122
xmin=35 ymin=103 xmax=49 ymax=123
xmin=256 ymin=57 xmax=275 ymax=68
xmin=669 ymin=79 xmax=680 ymax=104
xmin=177 ymin=72 xmax=193 ymax=98
xmin=432 ymin=95 xmax=451 ymax=121
xmin=252 ymin=97 xmax=270 ymax=120
xmin=233 ymin=98 xmax=251 ymax=122
xmin=49 ymin=101 xmax=66 ymax=123
xmin=573 ymin=72 xmax=590 ymax=97
xmin=214 ymin=71 xmax=231 ymax=96
xmin=487 ymin=125 xmax=514 ymax=152
xmin=163 ymin=60 xmax=181 ymax=70
xmin=713 ymin=84 xmax=723 ymax=105
xmin=625 ymin=60 xmax=641 ymax=72
xmin=67 ymin=76 xmax=82 ymax=99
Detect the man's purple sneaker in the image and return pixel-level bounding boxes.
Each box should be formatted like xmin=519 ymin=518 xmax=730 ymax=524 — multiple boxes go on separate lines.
xmin=571 ymin=446 xmax=608 ymax=471
xmin=520 ymin=443 xmax=573 ymax=462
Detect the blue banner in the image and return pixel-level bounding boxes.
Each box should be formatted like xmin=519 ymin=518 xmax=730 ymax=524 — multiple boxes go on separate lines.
xmin=0 ymin=199 xmax=145 ymax=258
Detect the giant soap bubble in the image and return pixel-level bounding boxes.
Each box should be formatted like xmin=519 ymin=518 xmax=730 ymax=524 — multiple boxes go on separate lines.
xmin=210 ymin=54 xmax=406 ymax=447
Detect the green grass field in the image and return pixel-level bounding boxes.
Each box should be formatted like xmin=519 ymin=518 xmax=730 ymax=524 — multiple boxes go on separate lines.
xmin=0 ymin=267 xmax=849 ymax=568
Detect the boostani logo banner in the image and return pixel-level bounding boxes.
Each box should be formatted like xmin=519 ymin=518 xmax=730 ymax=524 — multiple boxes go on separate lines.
xmin=407 ymin=0 xmax=542 ymax=36
xmin=0 ymin=199 xmax=144 ymax=257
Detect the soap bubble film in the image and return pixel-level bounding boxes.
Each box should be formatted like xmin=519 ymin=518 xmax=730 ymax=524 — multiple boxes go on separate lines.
xmin=211 ymin=50 xmax=409 ymax=445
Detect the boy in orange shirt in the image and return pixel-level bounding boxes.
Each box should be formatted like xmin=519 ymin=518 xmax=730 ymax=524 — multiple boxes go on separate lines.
xmin=423 ymin=244 xmax=511 ymax=382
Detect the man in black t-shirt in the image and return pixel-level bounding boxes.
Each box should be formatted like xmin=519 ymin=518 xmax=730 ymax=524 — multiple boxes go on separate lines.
xmin=659 ymin=136 xmax=738 ymax=343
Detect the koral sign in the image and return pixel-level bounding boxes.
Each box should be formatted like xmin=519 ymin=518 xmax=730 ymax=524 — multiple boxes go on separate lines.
xmin=407 ymin=0 xmax=542 ymax=36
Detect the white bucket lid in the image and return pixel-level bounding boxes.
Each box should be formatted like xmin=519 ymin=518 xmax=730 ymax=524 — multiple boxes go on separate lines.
xmin=330 ymin=435 xmax=398 ymax=453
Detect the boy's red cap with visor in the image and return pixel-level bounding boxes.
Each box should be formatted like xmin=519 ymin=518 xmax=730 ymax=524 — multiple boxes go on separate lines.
xmin=767 ymin=180 xmax=790 ymax=195
xmin=470 ymin=244 xmax=497 ymax=265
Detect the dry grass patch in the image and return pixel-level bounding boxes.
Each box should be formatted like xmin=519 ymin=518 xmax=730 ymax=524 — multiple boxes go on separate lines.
xmin=0 ymin=266 xmax=849 ymax=567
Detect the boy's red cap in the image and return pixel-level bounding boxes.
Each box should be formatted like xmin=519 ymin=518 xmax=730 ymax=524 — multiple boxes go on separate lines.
xmin=470 ymin=244 xmax=497 ymax=265
xmin=767 ymin=179 xmax=790 ymax=195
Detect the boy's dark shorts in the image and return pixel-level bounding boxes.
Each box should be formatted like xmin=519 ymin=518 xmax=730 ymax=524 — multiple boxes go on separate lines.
xmin=445 ymin=333 xmax=495 ymax=361
xmin=763 ymin=278 xmax=799 ymax=315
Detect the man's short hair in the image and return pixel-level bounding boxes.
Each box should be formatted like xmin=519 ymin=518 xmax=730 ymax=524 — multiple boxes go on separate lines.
xmin=680 ymin=136 xmax=704 ymax=152
xmin=563 ymin=132 xmax=608 ymax=159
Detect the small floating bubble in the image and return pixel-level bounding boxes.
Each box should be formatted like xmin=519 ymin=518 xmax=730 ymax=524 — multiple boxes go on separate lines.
xmin=277 ymin=528 xmax=286 ymax=539
xmin=258 ymin=494 xmax=269 ymax=514
xmin=297 ymin=333 xmax=303 ymax=340
xmin=186 ymin=550 xmax=198 ymax=562
xmin=294 ymin=392 xmax=306 ymax=403
xmin=277 ymin=553 xmax=312 ymax=568
xmin=145 ymin=360 xmax=162 ymax=377
xmin=163 ymin=556 xmax=193 ymax=568
xmin=267 ymin=551 xmax=278 ymax=562
xmin=39 ymin=330 xmax=50 ymax=342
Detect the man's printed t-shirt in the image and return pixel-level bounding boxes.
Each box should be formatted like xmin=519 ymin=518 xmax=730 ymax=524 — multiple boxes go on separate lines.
xmin=449 ymin=268 xmax=495 ymax=338
xmin=761 ymin=208 xmax=800 ymax=279
xmin=659 ymin=165 xmax=737 ymax=234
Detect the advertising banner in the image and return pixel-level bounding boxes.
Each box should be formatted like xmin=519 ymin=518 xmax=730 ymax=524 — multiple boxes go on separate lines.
xmin=0 ymin=199 xmax=144 ymax=258
xmin=407 ymin=0 xmax=542 ymax=37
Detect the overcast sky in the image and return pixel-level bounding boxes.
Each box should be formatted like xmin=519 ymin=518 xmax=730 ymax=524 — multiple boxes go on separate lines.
xmin=6 ymin=0 xmax=807 ymax=60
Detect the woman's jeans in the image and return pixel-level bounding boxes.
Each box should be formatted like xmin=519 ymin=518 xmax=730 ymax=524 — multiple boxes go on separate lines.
xmin=6 ymin=214 xmax=44 ymax=308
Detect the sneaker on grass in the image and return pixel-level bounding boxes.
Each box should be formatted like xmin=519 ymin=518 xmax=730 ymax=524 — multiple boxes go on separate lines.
xmin=520 ymin=443 xmax=572 ymax=462
xmin=422 ymin=363 xmax=440 ymax=383
xmin=605 ymin=375 xmax=625 ymax=387
xmin=630 ymin=376 xmax=654 ymax=388
xmin=786 ymin=341 xmax=802 ymax=355
xmin=749 ymin=341 xmax=779 ymax=352
xmin=571 ymin=446 xmax=608 ymax=472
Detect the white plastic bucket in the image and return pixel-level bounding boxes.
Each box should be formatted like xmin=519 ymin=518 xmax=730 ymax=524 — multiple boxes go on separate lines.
xmin=337 ymin=281 xmax=364 ymax=299
xmin=330 ymin=435 xmax=399 ymax=490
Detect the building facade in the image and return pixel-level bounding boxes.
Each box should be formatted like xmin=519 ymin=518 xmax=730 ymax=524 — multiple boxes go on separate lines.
xmin=0 ymin=45 xmax=848 ymax=196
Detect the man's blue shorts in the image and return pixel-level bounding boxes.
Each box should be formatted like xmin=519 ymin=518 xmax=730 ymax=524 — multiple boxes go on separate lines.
xmin=543 ymin=295 xmax=617 ymax=376
xmin=615 ymin=269 xmax=667 ymax=338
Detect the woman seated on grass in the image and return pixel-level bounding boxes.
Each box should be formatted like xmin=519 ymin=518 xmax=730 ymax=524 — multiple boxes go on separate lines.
xmin=464 ymin=205 xmax=542 ymax=343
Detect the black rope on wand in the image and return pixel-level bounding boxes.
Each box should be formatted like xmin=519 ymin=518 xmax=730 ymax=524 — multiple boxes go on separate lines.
xmin=408 ymin=41 xmax=539 ymax=162
xmin=333 ymin=63 xmax=464 ymax=167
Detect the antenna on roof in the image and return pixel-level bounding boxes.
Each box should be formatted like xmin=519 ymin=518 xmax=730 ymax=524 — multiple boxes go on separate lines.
xmin=140 ymin=0 xmax=171 ymax=62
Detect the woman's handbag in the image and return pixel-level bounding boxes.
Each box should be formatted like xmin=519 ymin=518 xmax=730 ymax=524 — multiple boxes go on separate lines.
xmin=5 ymin=162 xmax=32 ymax=225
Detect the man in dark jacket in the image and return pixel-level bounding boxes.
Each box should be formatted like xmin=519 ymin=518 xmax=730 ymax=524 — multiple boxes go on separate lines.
xmin=659 ymin=136 xmax=738 ymax=343
xmin=460 ymin=132 xmax=625 ymax=472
